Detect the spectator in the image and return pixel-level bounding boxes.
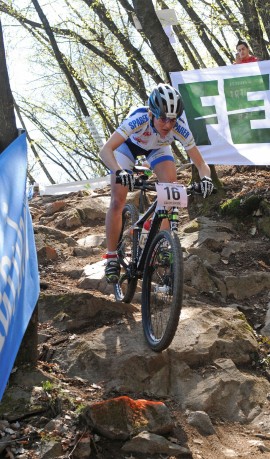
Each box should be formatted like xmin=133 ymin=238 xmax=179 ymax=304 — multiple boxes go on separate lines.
xmin=234 ymin=40 xmax=258 ymax=64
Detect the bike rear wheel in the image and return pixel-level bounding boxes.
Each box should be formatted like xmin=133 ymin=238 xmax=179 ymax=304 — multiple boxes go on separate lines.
xmin=141 ymin=230 xmax=183 ymax=351
xmin=113 ymin=203 xmax=139 ymax=303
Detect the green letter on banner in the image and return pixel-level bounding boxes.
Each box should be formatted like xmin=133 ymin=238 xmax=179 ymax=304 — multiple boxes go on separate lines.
xmin=178 ymin=80 xmax=219 ymax=145
xmin=224 ymin=75 xmax=270 ymax=143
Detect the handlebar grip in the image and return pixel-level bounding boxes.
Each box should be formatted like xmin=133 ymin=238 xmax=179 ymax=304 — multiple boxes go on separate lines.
xmin=190 ymin=183 xmax=201 ymax=193
xmin=187 ymin=183 xmax=217 ymax=195
xmin=115 ymin=175 xmax=122 ymax=185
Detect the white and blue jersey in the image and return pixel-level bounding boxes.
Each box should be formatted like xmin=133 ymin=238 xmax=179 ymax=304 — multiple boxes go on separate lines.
xmin=114 ymin=106 xmax=195 ymax=170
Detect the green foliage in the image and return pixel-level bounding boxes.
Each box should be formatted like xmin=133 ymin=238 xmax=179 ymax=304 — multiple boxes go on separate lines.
xmin=220 ymin=195 xmax=262 ymax=218
xmin=220 ymin=198 xmax=242 ymax=217
xmin=75 ymin=403 xmax=87 ymax=414
xmin=241 ymin=195 xmax=262 ymax=214
xmin=42 ymin=380 xmax=54 ymax=392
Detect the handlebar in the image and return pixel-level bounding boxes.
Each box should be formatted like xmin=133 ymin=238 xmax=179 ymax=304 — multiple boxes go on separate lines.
xmin=134 ymin=176 xmax=156 ymax=191
xmin=133 ymin=174 xmax=217 ymax=196
xmin=116 ymin=167 xmax=217 ymax=196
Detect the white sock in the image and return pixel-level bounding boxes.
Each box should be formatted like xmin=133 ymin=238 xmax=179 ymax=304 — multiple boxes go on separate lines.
xmin=104 ymin=251 xmax=118 ymax=263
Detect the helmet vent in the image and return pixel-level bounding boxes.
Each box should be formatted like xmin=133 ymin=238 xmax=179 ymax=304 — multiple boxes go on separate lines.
xmin=148 ymin=83 xmax=184 ymax=119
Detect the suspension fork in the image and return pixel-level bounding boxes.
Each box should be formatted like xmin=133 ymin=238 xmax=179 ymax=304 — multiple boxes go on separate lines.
xmin=168 ymin=207 xmax=179 ymax=232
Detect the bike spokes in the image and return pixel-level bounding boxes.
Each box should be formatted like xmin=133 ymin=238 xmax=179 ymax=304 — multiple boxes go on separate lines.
xmin=148 ymin=243 xmax=174 ymax=337
xmin=142 ymin=230 xmax=183 ymax=351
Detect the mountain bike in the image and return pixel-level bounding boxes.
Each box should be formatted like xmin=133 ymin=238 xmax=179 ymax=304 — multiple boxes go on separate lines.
xmin=114 ymin=167 xmax=200 ymax=352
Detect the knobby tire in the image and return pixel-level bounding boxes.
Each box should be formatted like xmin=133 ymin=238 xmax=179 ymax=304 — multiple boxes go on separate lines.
xmin=141 ymin=230 xmax=183 ymax=351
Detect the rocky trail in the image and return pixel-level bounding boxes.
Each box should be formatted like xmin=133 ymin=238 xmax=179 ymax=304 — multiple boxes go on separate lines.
xmin=1 ymin=165 xmax=270 ymax=459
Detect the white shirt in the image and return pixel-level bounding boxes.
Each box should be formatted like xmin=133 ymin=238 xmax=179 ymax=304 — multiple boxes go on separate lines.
xmin=116 ymin=106 xmax=196 ymax=151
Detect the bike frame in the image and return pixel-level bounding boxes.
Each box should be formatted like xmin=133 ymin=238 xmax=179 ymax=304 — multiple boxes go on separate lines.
xmin=127 ymin=182 xmax=180 ymax=278
xmin=123 ymin=176 xmax=214 ymax=279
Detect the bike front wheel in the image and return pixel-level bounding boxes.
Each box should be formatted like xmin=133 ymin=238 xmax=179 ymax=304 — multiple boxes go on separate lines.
xmin=141 ymin=230 xmax=183 ymax=351
xmin=114 ymin=203 xmax=139 ymax=303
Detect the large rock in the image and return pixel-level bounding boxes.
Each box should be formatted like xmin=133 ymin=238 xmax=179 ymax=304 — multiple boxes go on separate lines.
xmin=38 ymin=290 xmax=137 ymax=331
xmin=122 ymin=431 xmax=190 ymax=456
xmin=43 ymin=303 xmax=268 ymax=422
xmin=224 ymin=272 xmax=270 ymax=300
xmin=81 ymin=396 xmax=174 ymax=440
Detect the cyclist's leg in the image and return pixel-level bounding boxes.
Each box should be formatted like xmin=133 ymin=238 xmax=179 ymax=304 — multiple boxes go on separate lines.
xmin=105 ymin=148 xmax=135 ymax=282
xmin=154 ymin=160 xmax=177 ymax=181
xmin=148 ymin=147 xmax=177 ymax=230
xmin=106 ymin=149 xmax=135 ymax=252
xmin=105 ymin=179 xmax=128 ymax=282
xmin=148 ymin=146 xmax=177 ymax=182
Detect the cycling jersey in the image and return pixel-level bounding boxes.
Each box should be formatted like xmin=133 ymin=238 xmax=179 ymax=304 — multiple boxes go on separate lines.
xmin=116 ymin=107 xmax=196 ymax=152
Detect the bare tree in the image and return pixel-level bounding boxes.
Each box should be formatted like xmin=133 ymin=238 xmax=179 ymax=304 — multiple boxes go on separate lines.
xmin=0 ymin=0 xmax=269 ymax=181
xmin=0 ymin=18 xmax=17 ymax=152
xmin=14 ymin=100 xmax=56 ymax=184
xmin=132 ymin=0 xmax=183 ymax=78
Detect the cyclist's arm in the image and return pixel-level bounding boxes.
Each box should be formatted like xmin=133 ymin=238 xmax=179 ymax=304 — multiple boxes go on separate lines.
xmin=100 ymin=132 xmax=126 ymax=173
xmin=186 ymin=145 xmax=211 ymax=178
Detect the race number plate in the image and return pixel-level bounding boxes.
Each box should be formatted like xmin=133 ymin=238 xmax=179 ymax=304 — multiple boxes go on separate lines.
xmin=155 ymin=183 xmax=188 ymax=208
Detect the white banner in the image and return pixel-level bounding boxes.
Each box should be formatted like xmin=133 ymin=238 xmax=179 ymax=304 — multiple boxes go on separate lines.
xmin=85 ymin=116 xmax=104 ymax=149
xmin=39 ymin=175 xmax=110 ymax=196
xmin=170 ymin=61 xmax=270 ymax=165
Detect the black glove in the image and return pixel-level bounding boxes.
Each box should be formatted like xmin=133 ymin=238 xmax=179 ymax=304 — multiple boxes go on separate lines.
xmin=115 ymin=170 xmax=135 ymax=191
xmin=200 ymin=176 xmax=214 ymax=198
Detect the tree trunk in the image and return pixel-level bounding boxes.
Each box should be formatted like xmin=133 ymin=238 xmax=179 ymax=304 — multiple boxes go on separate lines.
xmin=176 ymin=0 xmax=227 ymax=66
xmin=132 ymin=0 xmax=183 ymax=80
xmin=32 ymin=0 xmax=90 ymax=117
xmin=191 ymin=164 xmax=222 ymax=188
xmin=0 ymin=19 xmax=17 ymax=153
xmin=83 ymin=0 xmax=163 ymax=85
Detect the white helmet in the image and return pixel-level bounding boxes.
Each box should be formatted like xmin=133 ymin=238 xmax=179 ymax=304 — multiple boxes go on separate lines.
xmin=148 ymin=83 xmax=184 ymax=118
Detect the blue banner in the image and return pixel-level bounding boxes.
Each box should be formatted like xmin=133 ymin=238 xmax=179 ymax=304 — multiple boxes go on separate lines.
xmin=0 ymin=133 xmax=40 ymax=400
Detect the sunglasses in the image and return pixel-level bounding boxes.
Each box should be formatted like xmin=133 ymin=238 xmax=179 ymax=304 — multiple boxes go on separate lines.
xmin=158 ymin=117 xmax=177 ymax=124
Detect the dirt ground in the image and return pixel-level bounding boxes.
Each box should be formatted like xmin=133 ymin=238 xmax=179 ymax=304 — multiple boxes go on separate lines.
xmin=39 ymin=164 xmax=270 ymax=332
xmin=3 ymin=165 xmax=270 ymax=459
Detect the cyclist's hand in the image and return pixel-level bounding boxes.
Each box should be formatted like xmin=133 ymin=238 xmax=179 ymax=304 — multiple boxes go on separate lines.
xmin=200 ymin=176 xmax=214 ymax=198
xmin=115 ymin=169 xmax=135 ymax=191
